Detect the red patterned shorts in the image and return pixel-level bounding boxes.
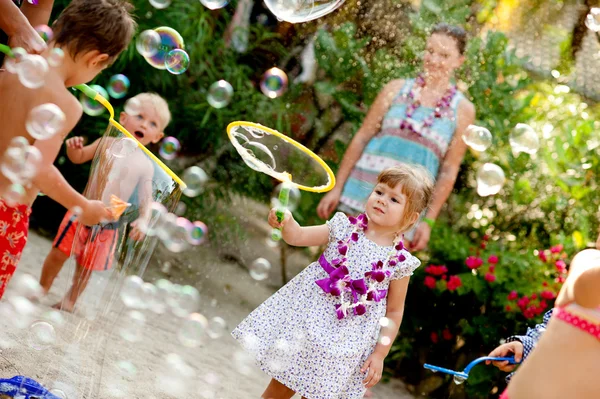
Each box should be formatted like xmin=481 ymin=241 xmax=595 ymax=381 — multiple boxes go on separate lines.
xmin=0 ymin=199 xmax=31 ymax=299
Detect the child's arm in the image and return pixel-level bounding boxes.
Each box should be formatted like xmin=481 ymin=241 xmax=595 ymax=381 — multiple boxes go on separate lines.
xmin=0 ymin=0 xmax=46 ymax=54
xmin=19 ymin=0 xmax=55 ymax=28
xmin=66 ymin=137 xmax=102 ymax=164
xmin=268 ymin=208 xmax=329 ymax=247
xmin=362 ymin=276 xmax=410 ymax=388
xmin=129 ymin=168 xmax=154 ymax=241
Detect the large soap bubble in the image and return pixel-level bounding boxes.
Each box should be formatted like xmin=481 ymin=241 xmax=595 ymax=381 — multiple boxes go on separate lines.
xmin=263 ymin=0 xmax=345 ymax=23
xmin=144 ymin=27 xmax=185 ymax=70
xmin=476 ymin=163 xmax=506 ymax=196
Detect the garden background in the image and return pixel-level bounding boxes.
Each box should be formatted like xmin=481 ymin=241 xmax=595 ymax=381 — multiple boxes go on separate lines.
xmin=30 ymin=0 xmax=600 ymax=397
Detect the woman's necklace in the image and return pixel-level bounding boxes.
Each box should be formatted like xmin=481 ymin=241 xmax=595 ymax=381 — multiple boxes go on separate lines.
xmin=399 ymin=74 xmax=457 ymax=134
xmin=315 ymin=213 xmax=408 ymax=320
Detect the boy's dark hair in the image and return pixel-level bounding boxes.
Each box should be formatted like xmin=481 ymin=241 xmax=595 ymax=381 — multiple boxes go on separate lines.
xmin=52 ymin=0 xmax=137 ymax=61
xmin=431 ymin=23 xmax=467 ymax=55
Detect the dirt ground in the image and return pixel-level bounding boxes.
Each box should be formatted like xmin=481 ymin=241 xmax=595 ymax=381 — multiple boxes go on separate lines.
xmin=0 ymin=196 xmax=415 ymax=399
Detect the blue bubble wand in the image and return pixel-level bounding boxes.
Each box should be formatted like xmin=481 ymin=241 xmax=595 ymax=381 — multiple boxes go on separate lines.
xmin=424 ymin=356 xmax=518 ymax=383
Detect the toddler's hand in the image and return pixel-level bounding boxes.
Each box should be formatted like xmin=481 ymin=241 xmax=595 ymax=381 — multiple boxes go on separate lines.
xmin=66 ymin=137 xmax=84 ymax=149
xmin=8 ymin=24 xmax=46 ymax=54
xmin=486 ymin=341 xmax=523 ymax=372
xmin=129 ymin=220 xmax=145 ymax=241
xmin=361 ymin=353 xmax=384 ymax=388
xmin=268 ymin=208 xmax=291 ymax=229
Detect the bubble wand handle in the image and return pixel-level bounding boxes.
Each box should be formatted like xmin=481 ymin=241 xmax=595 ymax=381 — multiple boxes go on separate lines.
xmin=272 ymin=184 xmax=290 ymax=241
xmin=0 ymin=44 xmax=13 ymax=57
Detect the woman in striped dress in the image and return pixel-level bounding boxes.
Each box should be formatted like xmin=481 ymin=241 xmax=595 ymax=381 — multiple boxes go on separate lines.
xmin=317 ymin=23 xmax=475 ymax=251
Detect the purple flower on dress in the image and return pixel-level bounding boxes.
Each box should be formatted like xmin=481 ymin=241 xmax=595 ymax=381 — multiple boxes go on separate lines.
xmin=354 ymin=303 xmax=367 ymax=316
xmin=367 ymin=289 xmax=388 ymax=302
xmin=338 ymin=242 xmax=348 ymax=256
xmin=350 ymin=232 xmax=359 ymax=242
xmin=335 ymin=303 xmax=349 ymax=320
xmin=315 ymin=265 xmax=350 ymax=296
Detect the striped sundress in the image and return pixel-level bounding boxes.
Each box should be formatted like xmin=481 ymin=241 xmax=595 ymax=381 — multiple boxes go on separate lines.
xmin=339 ymin=78 xmax=465 ymax=214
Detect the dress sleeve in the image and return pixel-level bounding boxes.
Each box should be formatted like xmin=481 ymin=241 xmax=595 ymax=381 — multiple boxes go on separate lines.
xmin=391 ymin=250 xmax=421 ymax=280
xmin=326 ymin=212 xmax=350 ymax=242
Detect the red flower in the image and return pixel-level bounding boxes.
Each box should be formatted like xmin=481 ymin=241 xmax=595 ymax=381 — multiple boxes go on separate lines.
xmin=540 ymin=300 xmax=548 ymax=309
xmin=530 ymin=293 xmax=537 ymax=300
xmin=483 ymin=234 xmax=490 ymax=241
xmin=555 ymin=260 xmax=567 ymax=272
xmin=550 ymin=244 xmax=564 ymax=254
xmin=540 ymin=290 xmax=555 ymax=300
xmin=425 ymin=265 xmax=448 ymax=276
xmin=523 ymin=306 xmax=536 ymax=319
xmin=507 ymin=290 xmax=518 ymax=300
xmin=424 ymin=276 xmax=437 ymax=289
xmin=442 ymin=274 xmax=447 ymax=281
xmin=489 ymin=265 xmax=496 ymax=273
xmin=484 ymin=273 xmax=496 ymax=282
xmin=430 ymin=332 xmax=439 ymax=343
xmin=505 ymin=305 xmax=512 ymax=312
xmin=480 ymin=242 xmax=487 ymax=249
xmin=466 ymin=256 xmax=483 ymax=269
xmin=542 ymin=281 xmax=548 ymax=287
xmin=442 ymin=329 xmax=453 ymax=340
xmin=539 ymin=251 xmax=547 ymax=262
xmin=488 ymin=255 xmax=499 ymax=264
xmin=447 ymin=275 xmax=462 ymax=291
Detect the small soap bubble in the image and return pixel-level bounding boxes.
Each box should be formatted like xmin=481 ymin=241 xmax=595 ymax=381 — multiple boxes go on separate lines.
xmin=200 ymin=0 xmax=229 ymax=9
xmin=107 ymin=74 xmax=130 ymax=99
xmin=509 ymin=123 xmax=539 ymax=157
xmin=124 ymin=97 xmax=142 ymax=116
xmin=10 ymin=274 xmax=43 ymax=298
xmin=80 ymin=85 xmax=109 ymax=116
xmin=207 ymin=80 xmax=234 ymax=109
xmin=120 ymin=275 xmax=145 ymax=309
xmin=28 ymin=321 xmax=56 ymax=351
xmin=162 ymin=217 xmax=193 ymax=253
xmin=161 ymin=261 xmax=172 ymax=274
xmin=34 ymin=25 xmax=53 ymax=42
xmin=233 ymin=349 xmax=254 ymax=375
xmin=178 ymin=312 xmax=208 ymax=347
xmin=207 ymin=317 xmax=227 ymax=339
xmin=249 ymin=258 xmax=271 ymax=281
xmin=5 ymin=47 xmax=27 ymax=73
xmin=172 ymin=285 xmax=200 ymax=317
xmin=462 ymin=125 xmax=492 ymax=152
xmin=17 ymin=54 xmax=48 ymax=89
xmin=182 ymin=166 xmax=209 ymax=197
xmin=149 ymin=0 xmax=171 ymax=9
xmin=26 ymin=103 xmax=65 ymax=140
xmin=111 ymin=138 xmax=138 ymax=158
xmin=41 ymin=310 xmax=65 ymax=327
xmin=165 ymin=49 xmax=190 ymax=75
xmin=586 ymin=8 xmax=600 ymax=31
xmin=159 ymin=136 xmax=181 ymax=160
xmin=144 ymin=27 xmax=185 ymax=70
xmin=1 ymin=138 xmax=42 ymax=184
xmin=47 ymin=48 xmax=64 ymax=67
xmin=260 ymin=67 xmax=289 ymax=98
xmin=119 ymin=310 xmax=146 ymax=342
xmin=174 ymin=202 xmax=187 ymax=216
xmin=476 ymin=163 xmax=506 ymax=197
xmin=271 ymin=182 xmax=301 ymax=212
xmin=116 ymin=360 xmax=137 ymax=377
xmin=4 ymin=184 xmax=25 ymax=207
xmin=136 ymin=29 xmax=161 ymax=57
xmin=47 ymin=389 xmax=67 ymax=399
xmin=136 ymin=202 xmax=166 ymax=236
xmin=188 ymin=221 xmax=208 ymax=245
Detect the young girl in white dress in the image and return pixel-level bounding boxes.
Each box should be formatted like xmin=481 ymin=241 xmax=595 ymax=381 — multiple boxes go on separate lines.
xmin=232 ymin=164 xmax=435 ymax=399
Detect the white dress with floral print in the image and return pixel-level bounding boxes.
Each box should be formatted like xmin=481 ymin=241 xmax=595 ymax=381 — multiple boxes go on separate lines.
xmin=231 ymin=213 xmax=421 ymax=399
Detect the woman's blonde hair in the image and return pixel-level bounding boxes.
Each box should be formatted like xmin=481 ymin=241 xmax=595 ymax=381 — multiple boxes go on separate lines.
xmin=125 ymin=93 xmax=172 ymax=130
xmin=376 ymin=164 xmax=435 ymax=232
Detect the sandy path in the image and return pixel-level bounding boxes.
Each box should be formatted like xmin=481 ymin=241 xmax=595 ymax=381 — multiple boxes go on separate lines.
xmin=0 ymin=198 xmax=415 ymax=399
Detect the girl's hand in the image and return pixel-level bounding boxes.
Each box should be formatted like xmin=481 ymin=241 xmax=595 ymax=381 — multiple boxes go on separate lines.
xmin=361 ymin=352 xmax=384 ymax=388
xmin=486 ymin=341 xmax=523 ymax=372
xmin=268 ymin=208 xmax=291 ymax=229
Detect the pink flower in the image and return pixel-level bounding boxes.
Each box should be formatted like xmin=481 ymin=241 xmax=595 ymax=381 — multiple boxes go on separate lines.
xmin=442 ymin=274 xmax=447 ymax=281
xmin=425 ymin=265 xmax=448 ymax=276
xmin=523 ymin=307 xmax=536 ymax=319
xmin=539 ymin=251 xmax=547 ymax=262
xmin=484 ymin=273 xmax=496 ymax=283
xmin=489 ymin=265 xmax=496 ymax=273
xmin=447 ymin=275 xmax=462 ymax=291
xmin=465 ymin=256 xmax=483 ymax=269
xmin=442 ymin=329 xmax=453 ymax=341
xmin=555 ymin=276 xmax=566 ymax=284
xmin=550 ymin=244 xmax=564 ymax=254
xmin=540 ymin=300 xmax=548 ymax=309
xmin=507 ymin=290 xmax=518 ymax=300
xmin=424 ymin=276 xmax=437 ymax=289
xmin=488 ymin=255 xmax=499 ymax=264
xmin=540 ymin=290 xmax=555 ymax=300
xmin=530 ymin=293 xmax=537 ymax=300
xmin=430 ymin=332 xmax=439 ymax=343
xmin=555 ymin=260 xmax=566 ymax=272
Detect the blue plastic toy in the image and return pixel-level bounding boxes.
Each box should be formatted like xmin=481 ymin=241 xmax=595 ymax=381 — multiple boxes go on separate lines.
xmin=424 ymin=356 xmax=519 ymax=384
xmin=0 ymin=376 xmax=62 ymax=399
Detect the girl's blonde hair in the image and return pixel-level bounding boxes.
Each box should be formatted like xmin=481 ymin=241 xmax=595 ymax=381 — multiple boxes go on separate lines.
xmin=376 ymin=164 xmax=435 ymax=232
xmin=125 ymin=93 xmax=172 ymax=130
